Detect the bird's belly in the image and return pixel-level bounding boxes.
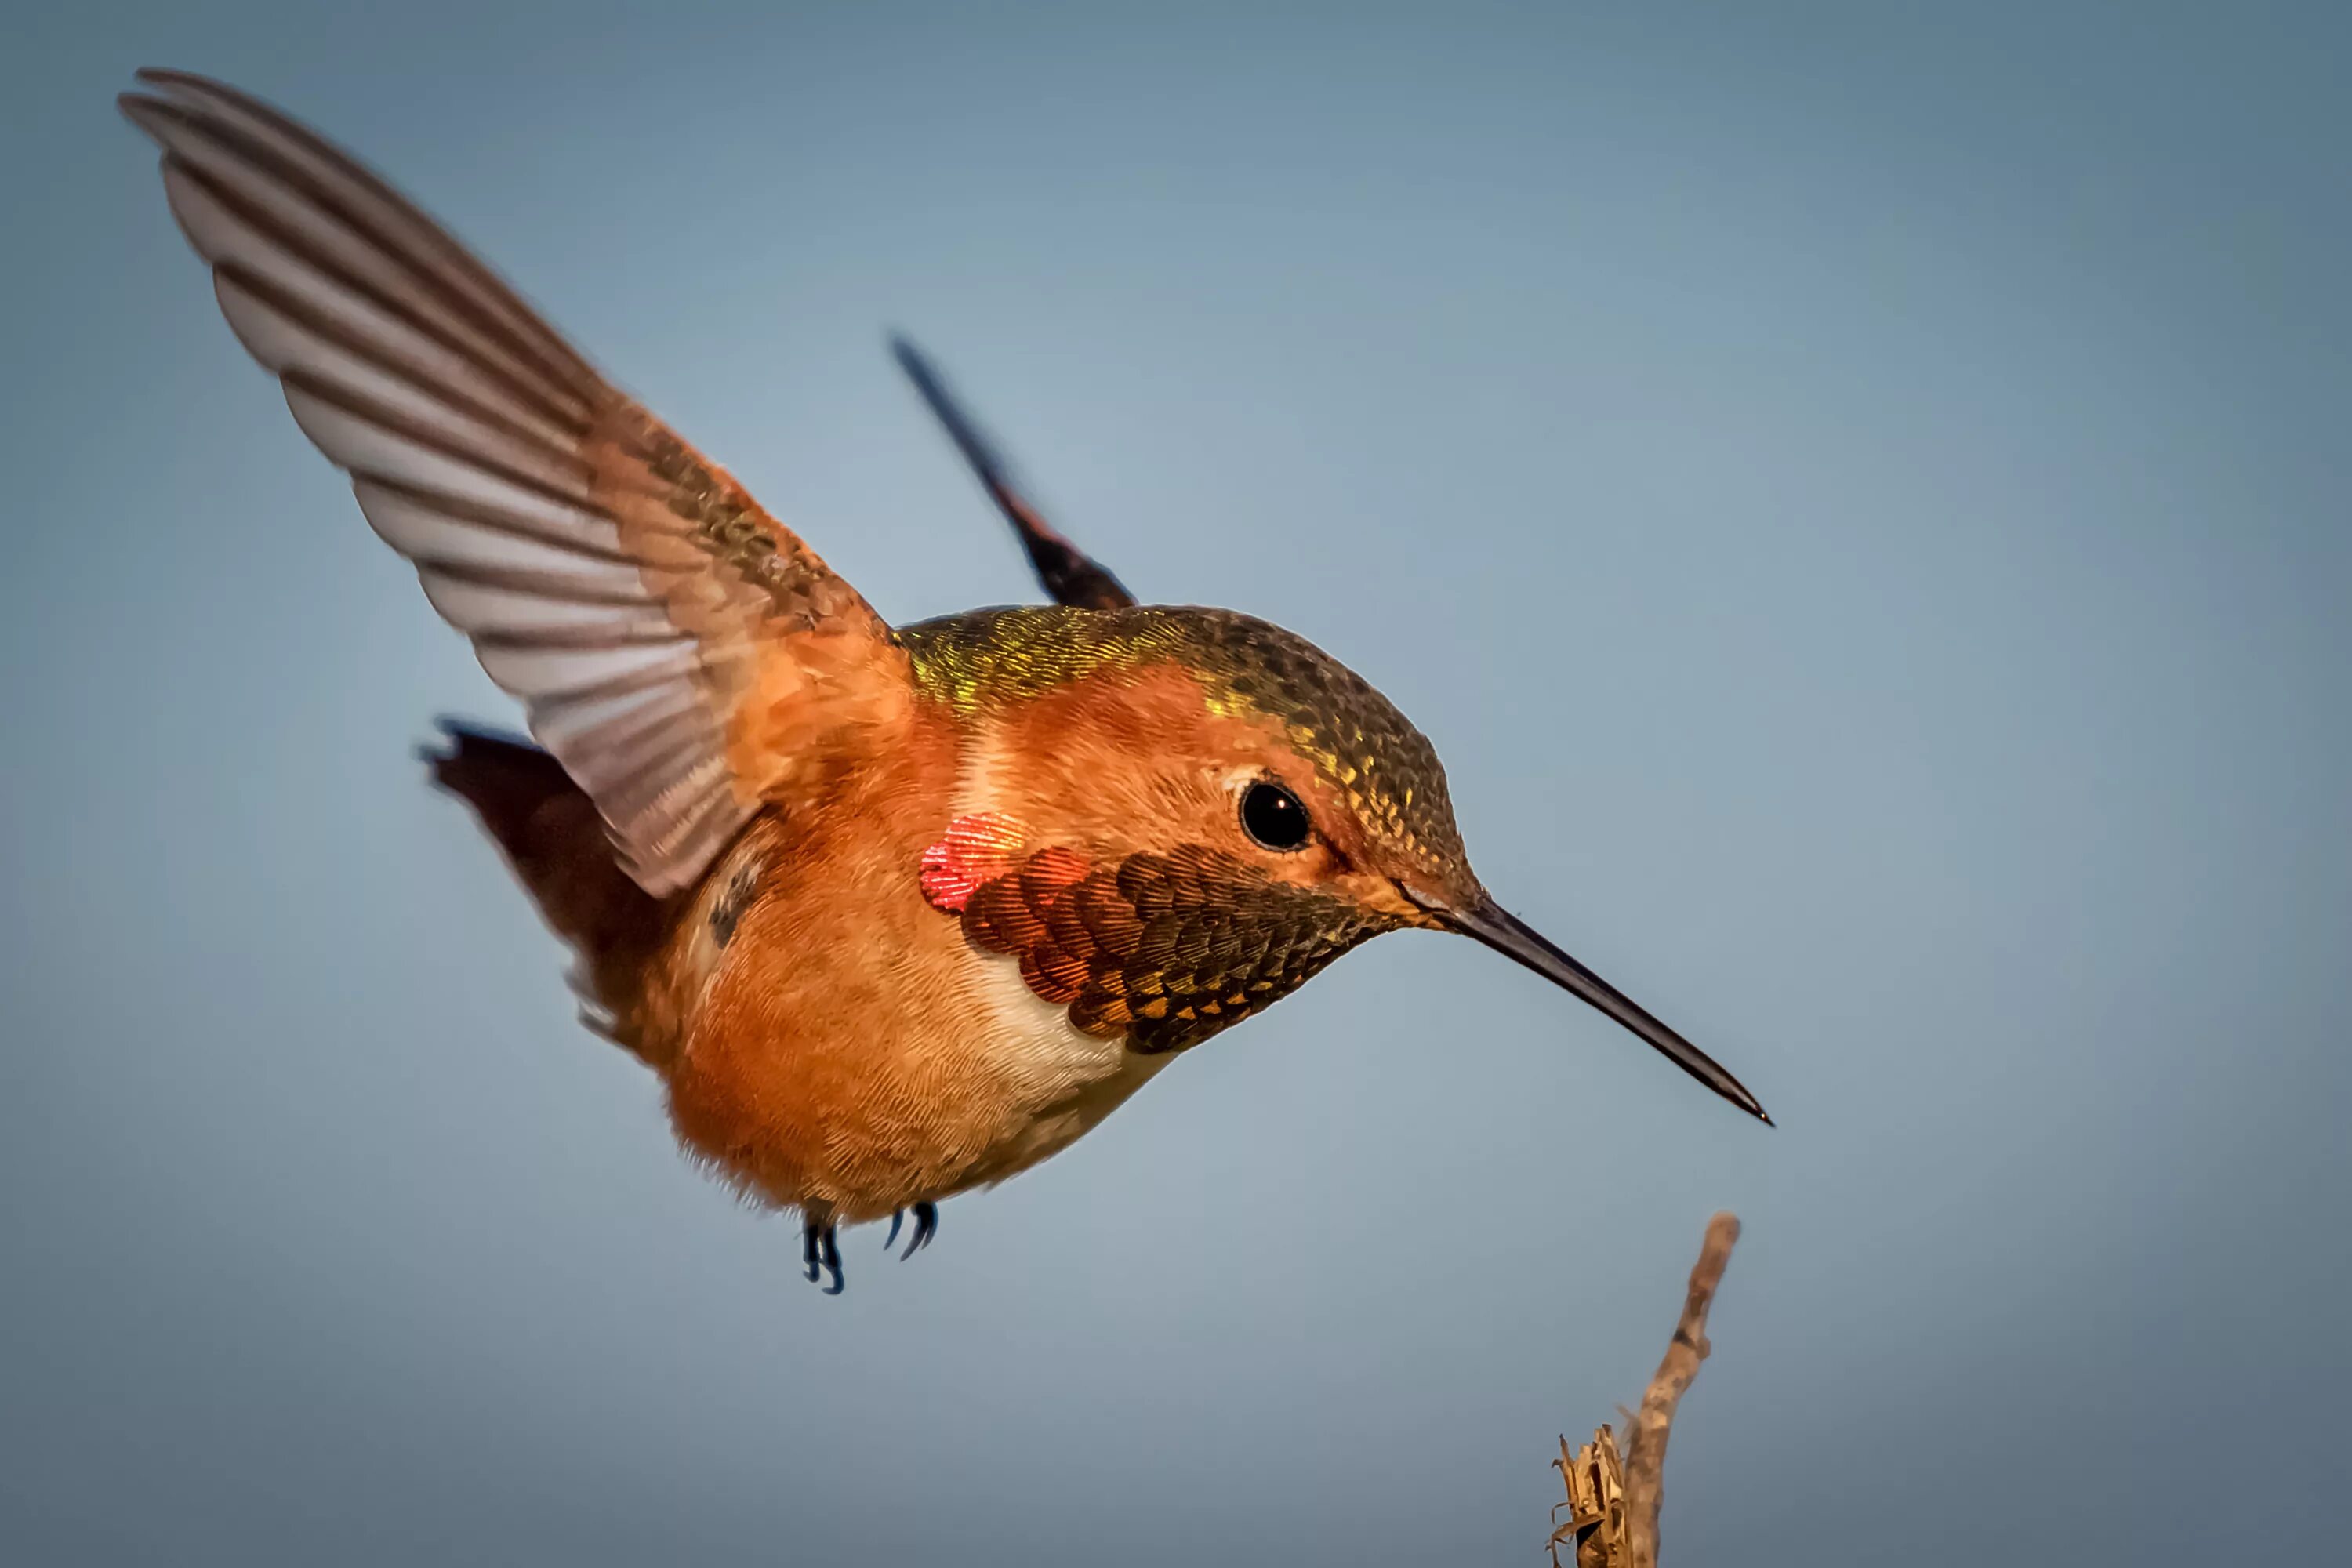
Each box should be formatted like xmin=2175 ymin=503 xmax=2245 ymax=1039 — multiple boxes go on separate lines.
xmin=659 ymin=865 xmax=1170 ymax=1222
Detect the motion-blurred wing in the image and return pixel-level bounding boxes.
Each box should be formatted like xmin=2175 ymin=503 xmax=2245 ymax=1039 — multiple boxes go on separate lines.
xmin=891 ymin=336 xmax=1135 ymax=611
xmin=122 ymin=68 xmax=906 ymax=896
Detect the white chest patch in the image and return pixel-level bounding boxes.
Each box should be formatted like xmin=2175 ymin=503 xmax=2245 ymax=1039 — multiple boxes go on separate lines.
xmin=955 ymin=942 xmax=1172 ymax=1188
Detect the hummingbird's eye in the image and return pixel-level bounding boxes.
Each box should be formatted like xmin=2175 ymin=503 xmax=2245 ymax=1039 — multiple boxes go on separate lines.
xmin=1240 ymin=779 xmax=1312 ymax=851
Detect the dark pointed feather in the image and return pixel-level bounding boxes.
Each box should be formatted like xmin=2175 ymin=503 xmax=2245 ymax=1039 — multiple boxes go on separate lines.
xmin=890 ymin=335 xmax=1136 ymax=612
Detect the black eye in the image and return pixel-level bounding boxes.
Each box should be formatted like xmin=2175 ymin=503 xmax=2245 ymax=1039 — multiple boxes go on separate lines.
xmin=1240 ymin=780 xmax=1311 ymax=851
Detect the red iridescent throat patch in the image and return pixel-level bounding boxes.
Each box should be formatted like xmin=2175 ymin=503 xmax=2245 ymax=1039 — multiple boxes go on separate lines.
xmin=919 ymin=812 xmax=1029 ymax=914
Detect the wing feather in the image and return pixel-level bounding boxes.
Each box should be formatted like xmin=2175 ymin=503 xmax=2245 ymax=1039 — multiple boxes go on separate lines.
xmin=123 ymin=69 xmax=905 ymax=895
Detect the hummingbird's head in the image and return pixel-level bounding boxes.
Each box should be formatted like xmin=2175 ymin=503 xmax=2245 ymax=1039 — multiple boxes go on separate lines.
xmin=902 ymin=605 xmax=1766 ymax=1122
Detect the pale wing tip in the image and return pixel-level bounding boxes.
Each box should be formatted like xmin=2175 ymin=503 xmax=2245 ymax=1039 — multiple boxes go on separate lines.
xmin=119 ymin=66 xmax=196 ymax=118
xmin=132 ymin=66 xmax=241 ymax=99
xmin=116 ymin=89 xmax=168 ymax=139
xmin=119 ymin=67 xmax=255 ymax=135
xmin=117 ymin=78 xmax=212 ymax=147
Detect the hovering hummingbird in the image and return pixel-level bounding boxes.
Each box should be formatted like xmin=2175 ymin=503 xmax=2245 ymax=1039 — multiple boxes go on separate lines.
xmin=122 ymin=69 xmax=1769 ymax=1292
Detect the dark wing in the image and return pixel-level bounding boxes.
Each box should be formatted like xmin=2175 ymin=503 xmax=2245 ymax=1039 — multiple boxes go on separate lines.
xmin=889 ymin=336 xmax=1136 ymax=612
xmin=121 ymin=68 xmax=909 ymax=897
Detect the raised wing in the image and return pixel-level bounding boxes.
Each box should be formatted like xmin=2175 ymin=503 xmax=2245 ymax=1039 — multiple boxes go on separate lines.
xmin=121 ymin=69 xmax=906 ymax=896
xmin=890 ymin=336 xmax=1136 ymax=612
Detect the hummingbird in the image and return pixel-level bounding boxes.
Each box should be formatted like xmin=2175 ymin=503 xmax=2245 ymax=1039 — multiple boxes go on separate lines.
xmin=122 ymin=69 xmax=1769 ymax=1293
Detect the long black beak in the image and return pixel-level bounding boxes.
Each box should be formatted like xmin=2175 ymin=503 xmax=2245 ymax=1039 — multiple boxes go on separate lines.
xmin=1406 ymin=889 xmax=1772 ymax=1124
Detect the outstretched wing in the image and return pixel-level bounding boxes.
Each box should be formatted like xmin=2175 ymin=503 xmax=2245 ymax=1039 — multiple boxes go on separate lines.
xmin=121 ymin=68 xmax=907 ymax=897
xmin=890 ymin=336 xmax=1136 ymax=612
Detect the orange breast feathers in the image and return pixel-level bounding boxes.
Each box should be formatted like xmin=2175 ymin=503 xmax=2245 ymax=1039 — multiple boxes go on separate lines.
xmin=652 ymin=702 xmax=1005 ymax=1219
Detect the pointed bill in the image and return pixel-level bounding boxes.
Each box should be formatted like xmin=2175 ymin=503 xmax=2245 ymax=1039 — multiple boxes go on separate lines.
xmin=1404 ymin=888 xmax=1771 ymax=1123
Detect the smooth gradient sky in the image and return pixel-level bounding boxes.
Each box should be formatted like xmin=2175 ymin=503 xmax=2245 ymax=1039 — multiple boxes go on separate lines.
xmin=5 ymin=3 xmax=2347 ymax=1563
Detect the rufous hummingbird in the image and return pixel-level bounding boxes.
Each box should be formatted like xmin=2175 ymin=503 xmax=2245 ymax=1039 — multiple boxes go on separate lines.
xmin=122 ymin=69 xmax=1769 ymax=1293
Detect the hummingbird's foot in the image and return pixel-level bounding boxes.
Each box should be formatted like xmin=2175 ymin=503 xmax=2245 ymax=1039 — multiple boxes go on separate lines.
xmin=901 ymin=1201 xmax=938 ymax=1261
xmin=883 ymin=1202 xmax=939 ymax=1260
xmin=801 ymin=1219 xmax=844 ymax=1294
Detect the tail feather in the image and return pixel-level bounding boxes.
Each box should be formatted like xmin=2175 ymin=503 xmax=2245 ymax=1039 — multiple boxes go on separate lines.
xmin=424 ymin=719 xmax=669 ymax=1063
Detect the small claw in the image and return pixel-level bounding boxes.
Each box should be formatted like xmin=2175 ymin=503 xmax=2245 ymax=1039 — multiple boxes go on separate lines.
xmin=884 ymin=1209 xmax=904 ymax=1250
xmin=899 ymin=1201 xmax=938 ymax=1261
xmin=818 ymin=1226 xmax=845 ymax=1295
xmin=801 ymin=1221 xmax=821 ymax=1284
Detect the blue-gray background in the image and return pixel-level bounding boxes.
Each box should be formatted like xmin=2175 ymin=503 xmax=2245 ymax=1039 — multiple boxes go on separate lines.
xmin=4 ymin=2 xmax=2345 ymax=1563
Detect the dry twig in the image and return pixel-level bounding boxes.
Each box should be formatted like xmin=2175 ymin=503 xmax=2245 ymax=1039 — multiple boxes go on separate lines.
xmin=1549 ymin=1212 xmax=1740 ymax=1568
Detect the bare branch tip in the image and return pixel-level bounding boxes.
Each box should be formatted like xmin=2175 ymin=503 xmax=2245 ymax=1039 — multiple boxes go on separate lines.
xmin=1553 ymin=1213 xmax=1745 ymax=1566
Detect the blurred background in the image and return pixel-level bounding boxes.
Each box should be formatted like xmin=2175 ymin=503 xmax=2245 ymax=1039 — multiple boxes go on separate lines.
xmin=4 ymin=2 xmax=2346 ymax=1563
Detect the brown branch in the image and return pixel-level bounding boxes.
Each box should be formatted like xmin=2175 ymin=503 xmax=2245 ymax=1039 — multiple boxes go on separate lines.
xmin=1549 ymin=1212 xmax=1741 ymax=1568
